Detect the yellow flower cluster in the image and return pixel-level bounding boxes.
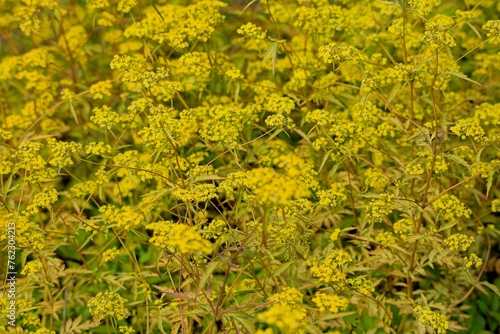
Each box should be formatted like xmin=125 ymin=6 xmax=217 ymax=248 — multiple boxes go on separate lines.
xmin=393 ymin=218 xmax=414 ymax=240
xmin=21 ymin=261 xmax=43 ymax=278
xmin=199 ymin=105 xmax=258 ymax=146
xmin=364 ymin=168 xmax=388 ymax=190
xmin=312 ymin=292 xmax=349 ymax=313
xmin=450 ymin=118 xmax=486 ymax=142
xmin=139 ymin=105 xmax=197 ymax=150
xmin=87 ymin=291 xmax=127 ymax=321
xmin=318 ymin=42 xmax=357 ymax=64
xmin=103 ymin=247 xmax=121 ymax=262
xmin=413 ymin=305 xmax=449 ymax=334
xmin=421 ymin=15 xmax=456 ymax=49
xmin=463 ymin=253 xmax=483 ymax=268
xmin=99 ymin=205 xmax=144 ymax=230
xmin=25 ymin=187 xmax=58 ymax=216
xmin=474 ymin=103 xmax=500 ymax=126
xmin=317 ymin=183 xmax=347 ymax=207
xmin=444 ymin=234 xmax=475 ymax=252
xmin=346 ymin=276 xmax=375 ymax=295
xmin=492 ymin=199 xmax=500 ymax=212
xmin=376 ymin=231 xmax=396 ymax=246
xmin=90 ymin=105 xmax=119 ymax=130
xmin=119 ymin=326 xmax=136 ymax=334
xmin=237 ymin=22 xmax=267 ymax=40
xmin=306 ymin=109 xmax=331 ymax=126
xmin=247 ymin=168 xmax=311 ymax=207
xmin=171 ymin=184 xmax=217 ymax=203
xmin=263 ymin=94 xmax=296 ymax=114
xmin=257 ymin=304 xmax=307 ymax=334
xmin=406 ymin=162 xmax=425 ymax=176
xmin=308 ymin=249 xmax=352 ymax=284
xmin=365 ymin=194 xmax=394 ymax=224
xmin=408 ymin=0 xmax=441 ymax=16
xmin=269 ymin=287 xmax=303 ymax=306
xmin=330 ymin=228 xmax=341 ymax=242
xmin=225 ymin=68 xmax=244 ymax=80
xmin=89 ymin=80 xmax=113 ymax=99
xmin=85 ymin=142 xmax=112 ymax=156
xmin=483 ymin=20 xmax=500 ymax=44
xmin=47 ymin=138 xmax=82 ymax=168
xmin=123 ymin=1 xmax=226 ymax=49
xmin=146 ymin=221 xmax=212 ymax=254
xmin=432 ymin=194 xmax=472 ymax=221
xmin=202 ymin=219 xmax=227 ymax=240
xmin=265 ymin=114 xmax=296 ymax=130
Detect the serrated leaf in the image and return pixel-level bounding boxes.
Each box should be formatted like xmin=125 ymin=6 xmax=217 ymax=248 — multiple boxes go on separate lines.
xmin=444 ymin=71 xmax=482 ymax=86
xmin=229 ymin=312 xmax=256 ymax=333
xmin=445 ymin=153 xmax=470 ymax=168
xmin=482 ymin=281 xmax=500 ymax=297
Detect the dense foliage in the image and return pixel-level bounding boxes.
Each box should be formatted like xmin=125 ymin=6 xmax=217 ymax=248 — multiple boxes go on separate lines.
xmin=1 ymin=0 xmax=500 ymax=333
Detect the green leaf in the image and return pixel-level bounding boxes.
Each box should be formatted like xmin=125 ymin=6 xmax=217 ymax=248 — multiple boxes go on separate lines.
xmin=69 ymin=103 xmax=79 ymax=125
xmin=229 ymin=312 xmax=256 ymax=333
xmin=319 ymin=311 xmax=356 ymax=321
xmin=196 ymin=259 xmax=220 ymax=296
xmin=385 ymin=81 xmax=403 ymax=109
xmin=438 ymin=221 xmax=457 ymax=232
xmin=445 ymin=153 xmax=469 ymax=168
xmin=234 ymin=81 xmax=240 ymax=103
xmin=263 ymin=42 xmax=278 ymax=75
xmin=482 ymin=281 xmax=500 ymax=297
xmin=273 ymin=261 xmax=293 ymax=277
xmin=486 ymin=171 xmax=494 ymax=197
xmin=318 ymin=149 xmax=333 ymax=173
xmin=239 ymin=0 xmax=258 ymax=15
xmin=444 ymin=71 xmax=482 ymax=86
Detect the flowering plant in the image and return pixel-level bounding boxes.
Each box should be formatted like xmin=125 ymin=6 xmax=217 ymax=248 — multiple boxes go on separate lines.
xmin=1 ymin=0 xmax=500 ymax=333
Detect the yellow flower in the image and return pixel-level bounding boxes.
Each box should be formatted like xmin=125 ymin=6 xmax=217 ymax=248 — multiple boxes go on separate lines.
xmin=432 ymin=194 xmax=471 ymax=221
xmin=330 ymin=228 xmax=341 ymax=242
xmin=237 ymin=22 xmax=267 ymax=39
xmin=318 ymin=42 xmax=357 ymax=64
xmin=375 ymin=231 xmax=396 ymax=246
xmin=393 ymin=218 xmax=413 ymax=239
xmin=463 ymin=253 xmax=483 ymax=268
xmin=146 ymin=221 xmax=212 ymax=254
xmin=89 ymin=80 xmax=113 ymax=99
xmin=444 ymin=234 xmax=475 ymax=252
xmin=365 ymin=194 xmax=394 ymax=224
xmin=492 ymin=199 xmax=500 ymax=212
xmin=312 ymin=292 xmax=349 ymax=313
xmin=88 ymin=291 xmax=127 ymax=321
xmin=308 ymin=249 xmax=352 ymax=284
xmin=408 ymin=0 xmax=441 ymax=16
xmin=317 ymin=183 xmax=347 ymax=207
xmin=171 ymin=184 xmax=217 ymax=202
xmin=103 ymin=248 xmax=120 ymax=262
xmin=21 ymin=261 xmax=43 ymax=277
xmin=413 ymin=305 xmax=449 ymax=334
xmin=483 ymin=20 xmax=500 ymax=44
xmin=257 ymin=304 xmax=307 ymax=333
